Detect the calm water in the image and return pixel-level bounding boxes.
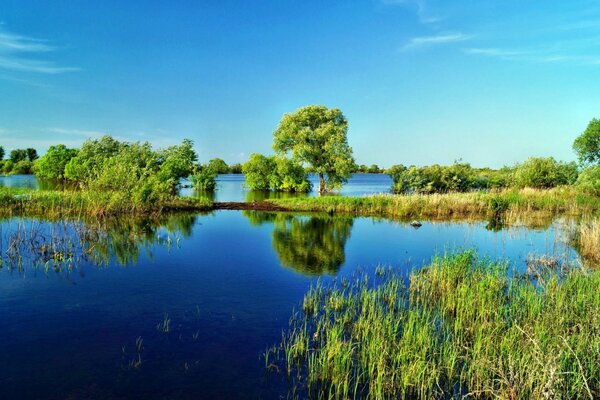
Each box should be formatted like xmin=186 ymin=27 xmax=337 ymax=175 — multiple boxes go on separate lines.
xmin=1 ymin=173 xmax=393 ymax=201
xmin=0 ymin=211 xmax=579 ymax=399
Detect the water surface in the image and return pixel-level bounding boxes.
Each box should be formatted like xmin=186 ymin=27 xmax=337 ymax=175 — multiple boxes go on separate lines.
xmin=0 ymin=211 xmax=579 ymax=399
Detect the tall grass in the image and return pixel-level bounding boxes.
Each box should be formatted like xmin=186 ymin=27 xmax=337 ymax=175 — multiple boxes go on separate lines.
xmin=267 ymin=251 xmax=600 ymax=399
xmin=0 ymin=187 xmax=211 ymax=218
xmin=268 ymin=187 xmax=600 ymax=222
xmin=574 ymin=218 xmax=600 ymax=264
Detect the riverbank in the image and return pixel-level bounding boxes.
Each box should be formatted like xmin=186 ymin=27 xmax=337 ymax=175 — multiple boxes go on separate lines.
xmin=266 ymin=187 xmax=600 ymax=221
xmin=0 ymin=188 xmax=212 ymax=218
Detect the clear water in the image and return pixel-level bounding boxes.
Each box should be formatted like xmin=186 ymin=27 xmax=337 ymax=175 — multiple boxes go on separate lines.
xmin=0 ymin=211 xmax=578 ymax=399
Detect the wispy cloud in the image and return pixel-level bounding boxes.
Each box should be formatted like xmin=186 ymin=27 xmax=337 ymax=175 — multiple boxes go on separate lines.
xmin=402 ymin=32 xmax=471 ymax=50
xmin=464 ymin=46 xmax=600 ymax=66
xmin=0 ymin=27 xmax=78 ymax=74
xmin=380 ymin=0 xmax=443 ymax=25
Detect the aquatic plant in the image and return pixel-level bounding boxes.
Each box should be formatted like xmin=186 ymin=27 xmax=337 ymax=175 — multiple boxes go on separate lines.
xmin=157 ymin=314 xmax=171 ymax=334
xmin=266 ymin=251 xmax=600 ymax=399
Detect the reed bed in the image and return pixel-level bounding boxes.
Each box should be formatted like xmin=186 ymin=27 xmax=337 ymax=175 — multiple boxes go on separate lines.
xmin=0 ymin=188 xmax=212 ymax=218
xmin=574 ymin=218 xmax=600 ymax=264
xmin=266 ymin=251 xmax=600 ymax=399
xmin=269 ymin=187 xmax=600 ymax=222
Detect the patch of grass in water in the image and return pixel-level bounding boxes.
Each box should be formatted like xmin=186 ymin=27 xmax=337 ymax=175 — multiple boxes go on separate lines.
xmin=267 ymin=250 xmax=600 ymax=399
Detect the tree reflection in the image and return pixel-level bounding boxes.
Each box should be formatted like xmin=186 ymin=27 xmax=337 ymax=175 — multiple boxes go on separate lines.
xmin=243 ymin=211 xmax=354 ymax=275
xmin=0 ymin=213 xmax=199 ymax=271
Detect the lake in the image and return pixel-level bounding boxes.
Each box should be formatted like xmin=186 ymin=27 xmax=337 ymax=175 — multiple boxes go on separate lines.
xmin=0 ymin=210 xmax=580 ymax=399
xmin=1 ymin=173 xmax=393 ymax=201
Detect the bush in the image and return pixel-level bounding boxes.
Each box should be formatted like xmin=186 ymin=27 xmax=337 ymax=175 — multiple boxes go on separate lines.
xmin=11 ymin=160 xmax=33 ymax=175
xmin=576 ymin=166 xmax=600 ymax=196
xmin=63 ymin=135 xmax=198 ymax=205
xmin=35 ymin=145 xmax=78 ymax=180
xmin=513 ymin=157 xmax=578 ymax=189
xmin=190 ymin=167 xmax=217 ymax=191
xmin=243 ymin=153 xmax=311 ymax=192
xmin=390 ymin=163 xmax=476 ymax=194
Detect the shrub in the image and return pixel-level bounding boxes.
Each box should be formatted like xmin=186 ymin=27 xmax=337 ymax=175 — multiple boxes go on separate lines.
xmin=513 ymin=157 xmax=578 ymax=189
xmin=242 ymin=153 xmax=311 ymax=192
xmin=35 ymin=145 xmax=78 ymax=180
xmin=576 ymin=166 xmax=600 ymax=196
xmin=63 ymin=135 xmax=198 ymax=205
xmin=391 ymin=163 xmax=476 ymax=194
xmin=190 ymin=167 xmax=217 ymax=191
xmin=11 ymin=160 xmax=32 ymax=174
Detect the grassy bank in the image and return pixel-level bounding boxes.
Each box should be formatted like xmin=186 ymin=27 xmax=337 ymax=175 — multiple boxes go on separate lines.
xmin=268 ymin=187 xmax=600 ymax=222
xmin=0 ymin=188 xmax=212 ymax=218
xmin=266 ymin=251 xmax=600 ymax=399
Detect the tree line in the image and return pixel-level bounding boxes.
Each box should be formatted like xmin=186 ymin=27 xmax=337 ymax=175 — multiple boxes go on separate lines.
xmin=3 ymin=106 xmax=600 ymax=198
xmin=0 ymin=147 xmax=39 ymax=175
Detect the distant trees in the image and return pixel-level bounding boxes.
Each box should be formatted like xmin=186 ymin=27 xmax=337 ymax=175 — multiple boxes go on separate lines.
xmin=573 ymin=118 xmax=600 ymax=166
xmin=388 ymin=158 xmax=580 ymax=194
xmin=206 ymin=158 xmax=229 ymax=174
xmin=273 ymin=105 xmax=355 ymax=195
xmin=0 ymin=147 xmax=38 ymax=175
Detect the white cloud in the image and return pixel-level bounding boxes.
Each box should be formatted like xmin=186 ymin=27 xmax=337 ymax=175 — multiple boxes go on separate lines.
xmin=402 ymin=33 xmax=471 ymax=50
xmin=0 ymin=27 xmax=77 ymax=74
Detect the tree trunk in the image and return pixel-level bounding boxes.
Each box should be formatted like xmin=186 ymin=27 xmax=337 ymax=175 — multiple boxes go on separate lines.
xmin=319 ymin=173 xmax=325 ymax=196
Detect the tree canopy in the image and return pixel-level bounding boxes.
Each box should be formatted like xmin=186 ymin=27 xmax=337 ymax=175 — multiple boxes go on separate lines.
xmin=573 ymin=118 xmax=600 ymax=166
xmin=35 ymin=145 xmax=78 ymax=180
xmin=273 ymin=105 xmax=355 ymax=194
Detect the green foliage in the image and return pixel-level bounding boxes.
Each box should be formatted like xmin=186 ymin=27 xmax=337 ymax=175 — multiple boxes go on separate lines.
xmin=573 ymin=118 xmax=600 ymax=165
xmin=391 ymin=162 xmax=478 ymax=194
xmin=273 ymin=105 xmax=355 ymax=194
xmin=229 ymin=163 xmax=243 ymax=174
xmin=190 ymin=166 xmax=217 ymax=191
xmin=26 ymin=148 xmax=38 ymax=161
xmin=12 ymin=160 xmax=33 ymax=175
xmin=242 ymin=153 xmax=311 ymax=192
xmin=243 ymin=153 xmax=275 ymax=190
xmin=576 ymin=165 xmax=600 ymax=196
xmin=34 ymin=145 xmax=78 ymax=180
xmin=0 ymin=146 xmax=4 ymax=160
xmin=513 ymin=157 xmax=578 ymax=189
xmin=367 ymin=164 xmax=382 ymax=173
xmin=356 ymin=164 xmax=369 ymax=173
xmin=63 ymin=135 xmax=198 ymax=205
xmin=206 ymin=158 xmax=229 ymax=174
xmin=2 ymin=160 xmax=14 ymax=174
xmin=10 ymin=149 xmax=28 ymax=163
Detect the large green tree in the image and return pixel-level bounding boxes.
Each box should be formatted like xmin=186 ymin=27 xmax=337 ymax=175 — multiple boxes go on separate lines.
xmin=574 ymin=118 xmax=600 ymax=165
xmin=273 ymin=105 xmax=355 ymax=195
xmin=0 ymin=146 xmax=4 ymax=160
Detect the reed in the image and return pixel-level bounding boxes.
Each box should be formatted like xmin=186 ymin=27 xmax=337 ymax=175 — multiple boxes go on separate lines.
xmin=267 ymin=251 xmax=600 ymax=399
xmin=0 ymin=187 xmax=212 ymax=218
xmin=575 ymin=218 xmax=600 ymax=264
xmin=268 ymin=187 xmax=600 ymax=223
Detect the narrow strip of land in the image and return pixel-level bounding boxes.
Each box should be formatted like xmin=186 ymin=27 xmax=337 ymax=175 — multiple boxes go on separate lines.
xmin=212 ymin=201 xmax=290 ymax=211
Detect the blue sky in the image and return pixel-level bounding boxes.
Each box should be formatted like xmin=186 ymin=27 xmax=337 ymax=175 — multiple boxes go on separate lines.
xmin=1 ymin=0 xmax=599 ymax=167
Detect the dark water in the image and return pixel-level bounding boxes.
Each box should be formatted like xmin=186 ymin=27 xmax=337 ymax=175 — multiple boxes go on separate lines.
xmin=0 ymin=211 xmax=579 ymax=399
xmin=1 ymin=173 xmax=392 ymax=201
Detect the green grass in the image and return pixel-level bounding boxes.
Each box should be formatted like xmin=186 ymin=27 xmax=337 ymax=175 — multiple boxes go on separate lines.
xmin=0 ymin=187 xmax=212 ymax=218
xmin=268 ymin=187 xmax=600 ymax=223
xmin=267 ymin=251 xmax=600 ymax=399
